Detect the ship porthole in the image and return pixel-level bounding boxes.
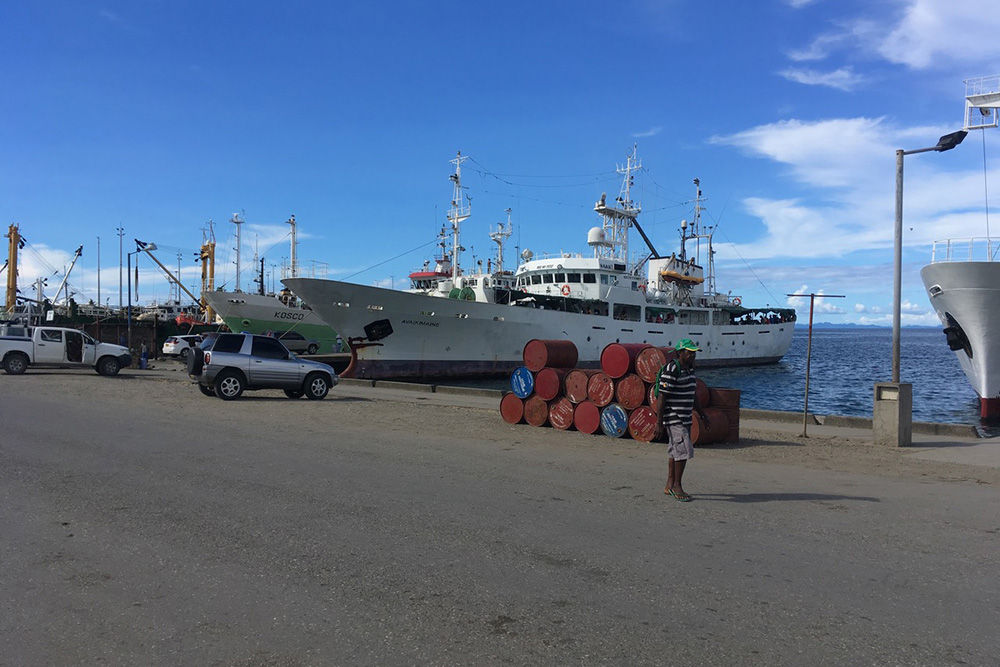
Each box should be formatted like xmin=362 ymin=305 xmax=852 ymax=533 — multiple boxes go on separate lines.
xmin=241 ymin=319 xmax=251 ymax=327
xmin=587 ymin=336 xmax=591 ymax=342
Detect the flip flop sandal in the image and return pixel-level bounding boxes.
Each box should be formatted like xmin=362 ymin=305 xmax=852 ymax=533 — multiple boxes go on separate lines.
xmin=673 ymin=492 xmax=692 ymax=502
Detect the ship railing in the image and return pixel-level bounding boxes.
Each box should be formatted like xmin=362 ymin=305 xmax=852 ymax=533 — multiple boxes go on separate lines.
xmin=930 ymin=237 xmax=999 ymax=263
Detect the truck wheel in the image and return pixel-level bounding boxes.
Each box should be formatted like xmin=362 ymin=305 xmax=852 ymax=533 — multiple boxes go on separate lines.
xmin=304 ymin=373 xmax=329 ymax=400
xmin=214 ymin=370 xmax=245 ymax=400
xmin=96 ymin=356 xmax=121 ymax=376
xmin=198 ymin=384 xmax=216 ymax=397
xmin=306 ymin=344 xmax=319 ymax=355
xmin=2 ymin=353 xmax=28 ymax=375
xmin=284 ymin=389 xmax=304 ymax=399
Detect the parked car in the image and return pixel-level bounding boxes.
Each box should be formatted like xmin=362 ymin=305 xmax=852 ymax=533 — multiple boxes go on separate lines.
xmin=264 ymin=330 xmax=320 ymax=355
xmin=0 ymin=324 xmax=130 ymax=376
xmin=162 ymin=334 xmax=203 ymax=360
xmin=187 ymin=332 xmax=337 ymax=400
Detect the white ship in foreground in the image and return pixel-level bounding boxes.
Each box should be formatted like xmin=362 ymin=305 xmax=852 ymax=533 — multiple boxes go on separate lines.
xmin=920 ymin=76 xmax=1000 ymax=420
xmin=285 ymin=149 xmax=796 ymax=379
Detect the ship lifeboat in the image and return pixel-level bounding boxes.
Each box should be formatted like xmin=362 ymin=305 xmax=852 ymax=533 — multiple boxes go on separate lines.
xmin=658 ymin=269 xmax=704 ymax=285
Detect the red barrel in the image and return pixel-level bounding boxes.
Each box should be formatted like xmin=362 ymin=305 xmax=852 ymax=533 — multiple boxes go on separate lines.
xmin=692 ymin=407 xmax=730 ymax=445
xmin=600 ymin=343 xmax=652 ymax=379
xmin=627 ymin=406 xmax=659 ymax=442
xmin=548 ymin=397 xmax=576 ymax=430
xmin=499 ymin=392 xmax=525 ymax=424
xmin=695 ymin=377 xmax=710 ymax=408
xmin=573 ymin=400 xmax=602 ymax=434
xmin=587 ymin=372 xmax=615 ymax=407
xmin=534 ymin=367 xmax=568 ymax=401
xmin=634 ymin=346 xmax=678 ymax=383
xmin=564 ymin=368 xmax=599 ymax=403
xmin=647 ymin=382 xmax=658 ymax=407
xmin=524 ymin=395 xmax=551 ymax=427
xmin=614 ymin=373 xmax=647 ymax=410
xmin=522 ymin=339 xmax=579 ymax=372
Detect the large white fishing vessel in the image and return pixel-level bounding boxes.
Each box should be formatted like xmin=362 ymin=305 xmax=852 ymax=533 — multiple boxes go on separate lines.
xmin=920 ymin=76 xmax=1000 ymax=420
xmin=285 ymin=148 xmax=796 ymax=379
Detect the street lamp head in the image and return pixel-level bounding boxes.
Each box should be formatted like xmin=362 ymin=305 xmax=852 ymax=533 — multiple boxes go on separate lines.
xmin=935 ymin=130 xmax=968 ymax=152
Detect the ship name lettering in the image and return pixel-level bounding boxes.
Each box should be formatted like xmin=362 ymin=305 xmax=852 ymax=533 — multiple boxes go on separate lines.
xmin=401 ymin=319 xmax=439 ymax=327
xmin=274 ymin=311 xmax=306 ymax=320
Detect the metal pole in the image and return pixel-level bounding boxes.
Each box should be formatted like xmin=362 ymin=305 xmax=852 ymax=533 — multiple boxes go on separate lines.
xmin=127 ymin=251 xmax=132 ymax=352
xmin=892 ymin=149 xmax=904 ymax=384
xmin=96 ymin=236 xmax=101 ymax=336
xmin=803 ymin=295 xmax=815 ymax=437
xmin=117 ymin=227 xmax=124 ymax=313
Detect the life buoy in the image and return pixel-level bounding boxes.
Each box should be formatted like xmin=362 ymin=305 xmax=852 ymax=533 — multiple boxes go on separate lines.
xmin=733 ymin=297 xmax=742 ymax=307
xmin=561 ymin=284 xmax=571 ymax=296
xmin=639 ymin=283 xmax=647 ymax=292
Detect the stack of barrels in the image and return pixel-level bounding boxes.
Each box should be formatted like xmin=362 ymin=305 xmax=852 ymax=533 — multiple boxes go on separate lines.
xmin=500 ymin=339 xmax=740 ymax=445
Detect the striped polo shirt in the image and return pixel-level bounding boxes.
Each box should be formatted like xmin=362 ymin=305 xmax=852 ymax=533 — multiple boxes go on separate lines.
xmin=657 ymin=359 xmax=697 ymax=427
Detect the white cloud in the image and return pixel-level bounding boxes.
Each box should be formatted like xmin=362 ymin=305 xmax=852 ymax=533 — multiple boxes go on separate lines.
xmin=877 ymin=0 xmax=1000 ymax=69
xmin=632 ymin=127 xmax=662 ymax=138
xmin=786 ymin=33 xmax=851 ymax=62
xmin=855 ymin=303 xmax=883 ymax=314
xmin=779 ymin=67 xmax=865 ymax=91
xmin=786 ymin=286 xmax=847 ymax=313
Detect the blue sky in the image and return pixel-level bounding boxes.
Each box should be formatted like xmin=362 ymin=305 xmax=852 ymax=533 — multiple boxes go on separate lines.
xmin=3 ymin=0 xmax=999 ymax=324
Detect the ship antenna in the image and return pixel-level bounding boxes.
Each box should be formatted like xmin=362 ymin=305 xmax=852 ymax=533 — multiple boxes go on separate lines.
xmin=231 ymin=211 xmax=244 ymax=292
xmin=593 ymin=145 xmax=641 ymax=262
xmin=448 ymin=151 xmax=471 ymax=281
xmin=286 ymin=214 xmax=298 ymax=279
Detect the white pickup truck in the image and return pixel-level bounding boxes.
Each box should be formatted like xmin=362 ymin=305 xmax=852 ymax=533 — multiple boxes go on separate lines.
xmin=0 ymin=323 xmax=132 ymax=376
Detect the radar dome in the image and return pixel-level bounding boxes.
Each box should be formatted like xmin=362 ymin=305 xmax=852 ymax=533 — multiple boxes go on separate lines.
xmin=521 ymin=249 xmax=534 ymax=261
xmin=587 ymin=227 xmax=608 ymax=247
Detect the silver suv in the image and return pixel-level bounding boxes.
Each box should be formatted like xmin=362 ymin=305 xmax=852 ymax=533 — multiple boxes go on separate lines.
xmin=187 ymin=333 xmax=338 ymax=400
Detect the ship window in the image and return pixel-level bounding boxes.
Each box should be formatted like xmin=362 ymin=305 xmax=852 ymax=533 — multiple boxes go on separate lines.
xmin=542 ymin=274 xmax=554 ymax=283
xmin=600 ymin=274 xmax=609 ymax=285
xmin=554 ymin=273 xmax=565 ymax=282
xmin=613 ymin=304 xmax=640 ymax=322
xmin=531 ymin=274 xmax=541 ymax=285
xmin=567 ymin=273 xmax=581 ymax=283
xmin=583 ymin=273 xmax=596 ymax=284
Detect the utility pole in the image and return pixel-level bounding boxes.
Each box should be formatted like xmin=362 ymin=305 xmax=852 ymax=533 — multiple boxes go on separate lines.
xmin=787 ymin=292 xmax=845 ymax=437
xmin=117 ymin=226 xmax=124 ymax=313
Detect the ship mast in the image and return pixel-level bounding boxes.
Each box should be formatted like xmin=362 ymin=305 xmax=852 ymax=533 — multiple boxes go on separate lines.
xmin=448 ymin=152 xmax=471 ymax=281
xmin=489 ymin=208 xmax=513 ymax=273
xmin=679 ymin=179 xmax=717 ymax=296
xmin=286 ymin=214 xmax=298 ymax=278
xmin=593 ymin=145 xmax=641 ymax=262
xmin=4 ymin=224 xmax=22 ymax=313
xmin=231 ymin=212 xmax=244 ymax=292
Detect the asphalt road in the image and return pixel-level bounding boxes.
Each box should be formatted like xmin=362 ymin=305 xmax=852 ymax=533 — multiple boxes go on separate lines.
xmin=1 ymin=371 xmax=998 ymax=666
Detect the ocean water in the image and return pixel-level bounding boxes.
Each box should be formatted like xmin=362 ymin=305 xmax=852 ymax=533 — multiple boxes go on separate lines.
xmin=697 ymin=327 xmax=983 ymax=427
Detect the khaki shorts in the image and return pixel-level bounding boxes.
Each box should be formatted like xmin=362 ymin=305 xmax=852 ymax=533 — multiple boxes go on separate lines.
xmin=666 ymin=424 xmax=694 ymax=461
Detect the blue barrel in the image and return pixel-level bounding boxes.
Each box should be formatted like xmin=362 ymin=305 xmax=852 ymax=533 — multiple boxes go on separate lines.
xmin=510 ymin=366 xmax=535 ymax=399
xmin=600 ymin=403 xmax=630 ymax=438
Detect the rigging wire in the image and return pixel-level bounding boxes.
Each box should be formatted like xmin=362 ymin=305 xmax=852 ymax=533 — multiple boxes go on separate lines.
xmin=981 ymin=129 xmax=995 ymax=260
xmin=703 ymin=205 xmax=785 ymax=307
xmin=341 ymin=236 xmax=442 ymax=281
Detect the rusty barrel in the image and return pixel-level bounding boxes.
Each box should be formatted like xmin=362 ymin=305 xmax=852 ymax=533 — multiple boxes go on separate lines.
xmin=499 ymin=392 xmax=525 ymax=424
xmin=587 ymin=371 xmax=615 ymax=407
xmin=564 ymin=368 xmax=599 ymax=404
xmin=523 ymin=395 xmax=550 ymax=427
xmin=600 ymin=343 xmax=652 ymax=379
xmin=522 ymin=339 xmax=579 ymax=372
xmin=634 ymin=346 xmax=678 ymax=383
xmin=614 ymin=373 xmax=647 ymax=410
xmin=509 ymin=366 xmax=535 ymax=399
xmin=647 ymin=382 xmax=658 ymax=407
xmin=691 ymin=407 xmax=730 ymax=445
xmin=548 ymin=397 xmax=576 ymax=430
xmin=695 ymin=377 xmax=710 ymax=408
xmin=534 ymin=367 xmax=568 ymax=401
xmin=573 ymin=400 xmax=602 ymax=434
xmin=627 ymin=406 xmax=659 ymax=442
xmin=600 ymin=403 xmax=630 ymax=438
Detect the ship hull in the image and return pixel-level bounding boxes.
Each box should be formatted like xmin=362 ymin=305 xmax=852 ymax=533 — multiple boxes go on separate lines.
xmin=921 ymin=261 xmax=1000 ymax=419
xmin=202 ymin=291 xmax=340 ymax=354
xmin=284 ymin=278 xmax=794 ymax=379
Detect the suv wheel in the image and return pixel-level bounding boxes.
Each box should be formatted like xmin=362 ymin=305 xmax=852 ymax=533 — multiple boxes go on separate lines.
xmin=198 ymin=384 xmax=216 ymax=397
xmin=180 ymin=347 xmax=190 ymax=360
xmin=214 ymin=370 xmax=245 ymax=400
xmin=304 ymin=373 xmax=329 ymax=400
xmin=3 ymin=353 xmax=28 ymax=375
xmin=96 ymin=356 xmax=121 ymax=376
xmin=306 ymin=343 xmax=319 ymax=355
xmin=187 ymin=347 xmax=205 ymax=376
xmin=284 ymin=389 xmax=304 ymax=399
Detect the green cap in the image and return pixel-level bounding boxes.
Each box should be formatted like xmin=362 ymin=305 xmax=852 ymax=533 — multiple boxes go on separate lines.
xmin=676 ymin=338 xmax=700 ymax=352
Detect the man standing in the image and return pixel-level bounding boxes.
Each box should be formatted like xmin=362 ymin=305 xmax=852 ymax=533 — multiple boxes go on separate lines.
xmin=654 ymin=338 xmax=708 ymax=502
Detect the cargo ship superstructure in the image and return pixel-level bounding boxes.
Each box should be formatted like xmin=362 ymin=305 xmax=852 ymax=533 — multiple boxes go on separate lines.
xmin=286 ymin=148 xmax=796 ymax=379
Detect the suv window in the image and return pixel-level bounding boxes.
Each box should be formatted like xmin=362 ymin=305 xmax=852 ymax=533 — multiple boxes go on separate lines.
xmin=212 ymin=334 xmax=245 ymax=353
xmin=252 ymin=336 xmax=288 ymax=360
